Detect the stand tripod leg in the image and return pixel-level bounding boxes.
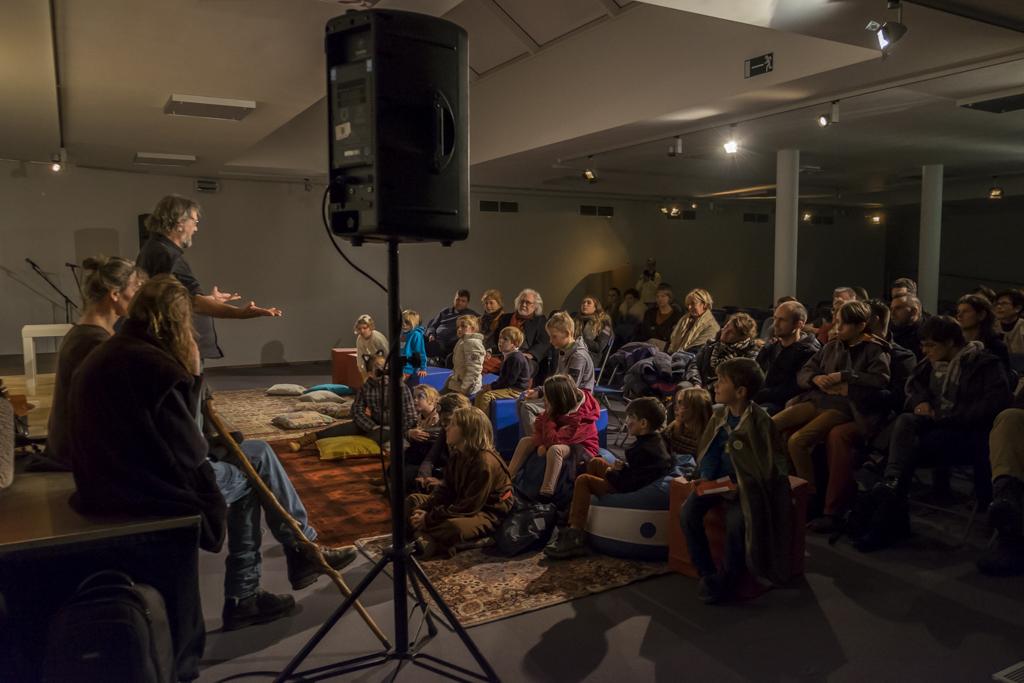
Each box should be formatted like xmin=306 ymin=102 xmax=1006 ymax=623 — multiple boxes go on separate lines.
xmin=275 ymin=552 xmax=391 ymax=683
xmin=409 ymin=559 xmax=501 ymax=682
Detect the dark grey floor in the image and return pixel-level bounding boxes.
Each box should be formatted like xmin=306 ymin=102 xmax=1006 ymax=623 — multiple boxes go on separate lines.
xmin=148 ymin=367 xmax=1024 ymax=681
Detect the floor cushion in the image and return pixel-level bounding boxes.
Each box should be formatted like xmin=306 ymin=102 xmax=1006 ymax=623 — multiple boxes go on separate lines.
xmin=316 ymin=435 xmax=382 ymax=460
xmin=271 ymin=411 xmax=334 ymax=430
xmin=299 ymin=390 xmax=347 ymax=404
xmin=304 ymin=383 xmax=353 ymax=396
xmin=266 ymin=383 xmax=306 ymax=396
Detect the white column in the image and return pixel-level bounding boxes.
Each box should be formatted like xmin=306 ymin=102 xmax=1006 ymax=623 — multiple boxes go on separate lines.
xmin=919 ymin=164 xmax=943 ymax=313
xmin=774 ymin=149 xmax=799 ymax=302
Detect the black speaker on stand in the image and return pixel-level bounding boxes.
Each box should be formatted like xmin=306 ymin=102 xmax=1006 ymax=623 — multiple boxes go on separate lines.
xmin=276 ymin=9 xmax=496 ymax=683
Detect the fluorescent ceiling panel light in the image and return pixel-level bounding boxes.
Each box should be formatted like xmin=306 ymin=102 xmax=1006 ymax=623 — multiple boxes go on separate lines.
xmin=134 ymin=152 xmax=197 ymax=166
xmin=164 ymin=94 xmax=256 ymax=121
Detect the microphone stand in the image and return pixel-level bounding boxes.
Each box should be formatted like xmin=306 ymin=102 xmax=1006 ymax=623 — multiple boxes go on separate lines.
xmin=26 ymin=258 xmax=79 ymax=323
xmin=66 ymin=262 xmax=83 ymax=301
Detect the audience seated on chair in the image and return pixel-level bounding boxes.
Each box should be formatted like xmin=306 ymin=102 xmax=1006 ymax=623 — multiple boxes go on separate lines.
xmin=814 ymin=286 xmax=858 ymax=345
xmin=441 ymin=315 xmax=486 ymax=396
xmin=994 ymin=288 xmax=1024 ymax=355
xmin=69 ymin=275 xmax=355 ymax=634
xmin=605 ymin=287 xmax=622 ymax=328
xmin=400 ymin=309 xmax=428 ymax=381
xmin=406 ymin=407 xmax=513 ymax=559
xmin=890 ymin=295 xmax=925 ymax=360
xmin=354 ymin=314 xmax=388 ymax=381
xmin=292 ymin=353 xmax=416 ymax=450
xmin=668 ymin=288 xmax=720 ymax=354
xmin=545 ymin=397 xmax=672 ymax=559
xmin=616 ymin=287 xmax=647 ymax=343
xmin=662 ymin=387 xmax=712 ymax=467
xmin=679 ymin=357 xmax=794 ymax=604
xmin=574 ymin=293 xmax=613 ymax=366
xmin=509 ymin=375 xmax=600 ymax=503
xmin=957 ymin=293 xmax=1010 ymax=370
xmin=759 ymin=296 xmax=796 ymax=341
xmin=495 ymin=288 xmax=550 ymax=377
xmin=638 ymin=283 xmax=683 ymax=351
xmin=474 ymin=326 xmax=531 ymax=414
xmin=810 ymin=299 xmax=915 ymax=533
xmin=858 ymin=315 xmax=1012 ymax=552
xmin=979 ymin=384 xmax=1024 ymax=576
xmin=517 ymin=311 xmax=595 ymax=434
xmin=479 ymin=288 xmax=505 ymax=351
xmin=694 ymin=312 xmax=759 ymax=397
xmin=425 ymin=288 xmax=477 ymax=364
xmin=47 ymin=256 xmax=144 ymax=469
xmin=754 ymin=300 xmax=819 ymax=415
xmin=772 ymin=300 xmax=890 ymax=508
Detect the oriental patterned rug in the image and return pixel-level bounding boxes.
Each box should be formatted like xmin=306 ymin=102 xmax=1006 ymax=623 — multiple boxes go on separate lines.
xmin=269 ymin=443 xmax=392 ymax=547
xmin=354 ymin=534 xmax=670 ymax=628
xmin=209 ymin=388 xmax=349 ymax=442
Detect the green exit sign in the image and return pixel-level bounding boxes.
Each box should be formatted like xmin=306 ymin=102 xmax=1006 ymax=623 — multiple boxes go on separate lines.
xmin=745 ymin=53 xmax=774 ymax=78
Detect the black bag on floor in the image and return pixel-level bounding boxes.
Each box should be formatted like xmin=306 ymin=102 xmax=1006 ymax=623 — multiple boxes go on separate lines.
xmin=496 ymin=499 xmax=558 ymax=556
xmin=42 ymin=570 xmax=175 ymax=683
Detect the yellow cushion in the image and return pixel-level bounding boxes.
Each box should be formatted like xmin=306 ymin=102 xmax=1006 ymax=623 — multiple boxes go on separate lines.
xmin=316 ymin=435 xmax=382 ymax=460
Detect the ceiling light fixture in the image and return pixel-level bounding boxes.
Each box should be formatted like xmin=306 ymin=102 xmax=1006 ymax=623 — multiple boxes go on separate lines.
xmin=989 ymin=177 xmax=1004 ymax=200
xmin=817 ymin=101 xmax=840 ymax=127
xmin=582 ymin=156 xmax=597 ymax=183
xmin=723 ymin=126 xmax=739 ymax=154
xmin=690 ymin=201 xmax=698 ymax=210
xmin=667 ymin=136 xmax=683 ymax=158
xmin=802 ymin=211 xmax=813 ymax=222
xmin=49 ymin=148 xmax=66 ymax=172
xmin=870 ymin=214 xmax=883 ymax=224
xmin=866 ymin=2 xmax=908 ymax=53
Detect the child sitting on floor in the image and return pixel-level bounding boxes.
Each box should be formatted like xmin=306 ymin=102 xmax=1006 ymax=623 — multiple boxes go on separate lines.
xmin=406 ymin=406 xmax=514 ymax=559
xmin=414 ymin=393 xmax=471 ymax=491
xmin=508 ymin=374 xmax=600 ymax=501
xmin=401 ymin=310 xmax=428 ymax=381
xmin=679 ymin=357 xmax=794 ymax=604
xmin=662 ymin=386 xmax=713 ymax=474
xmin=545 ymin=397 xmax=672 ymax=559
xmin=354 ymin=314 xmax=388 ymax=381
xmin=474 ymin=326 xmax=531 ymax=414
xmin=402 ymin=384 xmax=442 ymax=491
xmin=442 ymin=315 xmax=486 ymax=396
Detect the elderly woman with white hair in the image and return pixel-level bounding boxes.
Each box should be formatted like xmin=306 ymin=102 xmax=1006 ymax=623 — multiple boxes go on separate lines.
xmin=494 ymin=288 xmax=550 ymax=377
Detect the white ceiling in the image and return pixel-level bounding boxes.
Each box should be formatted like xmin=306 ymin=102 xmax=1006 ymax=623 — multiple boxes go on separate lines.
xmin=1 ymin=0 xmax=1023 ymax=203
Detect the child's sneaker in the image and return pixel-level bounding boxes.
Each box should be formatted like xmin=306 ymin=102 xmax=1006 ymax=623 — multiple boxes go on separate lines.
xmin=543 ymin=527 xmax=587 ymax=560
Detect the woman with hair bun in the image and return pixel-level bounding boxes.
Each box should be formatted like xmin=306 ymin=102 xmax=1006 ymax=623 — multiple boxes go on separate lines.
xmin=46 ymin=256 xmax=145 ymax=467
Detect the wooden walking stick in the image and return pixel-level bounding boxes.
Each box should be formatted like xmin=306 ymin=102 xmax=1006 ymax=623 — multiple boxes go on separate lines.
xmin=203 ymin=399 xmax=391 ymax=648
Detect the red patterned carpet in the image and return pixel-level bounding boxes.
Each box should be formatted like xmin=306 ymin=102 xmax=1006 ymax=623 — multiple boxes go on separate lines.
xmin=270 ymin=441 xmax=393 ymax=547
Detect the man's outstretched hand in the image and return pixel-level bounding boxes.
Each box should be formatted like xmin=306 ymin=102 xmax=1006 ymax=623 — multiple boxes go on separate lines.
xmin=210 ymin=286 xmax=241 ymax=303
xmin=240 ymin=301 xmax=283 ymax=318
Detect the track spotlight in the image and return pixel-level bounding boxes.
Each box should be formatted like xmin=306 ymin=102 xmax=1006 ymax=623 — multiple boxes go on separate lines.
xmin=866 ymin=2 xmax=907 ymax=52
xmin=50 ymin=148 xmax=66 ymax=173
xmin=870 ymin=214 xmax=883 ymax=225
xmin=817 ymin=101 xmax=840 ymax=127
xmin=723 ymin=125 xmax=739 ymax=154
xmin=669 ymin=205 xmax=681 ymax=217
xmin=690 ymin=201 xmax=698 ymax=210
xmin=803 ymin=211 xmax=813 ymax=222
xmin=660 ymin=206 xmax=669 ymax=214
xmin=989 ymin=177 xmax=1004 ymax=200
xmin=582 ymin=168 xmax=597 ymax=183
xmin=667 ymin=136 xmax=683 ymax=158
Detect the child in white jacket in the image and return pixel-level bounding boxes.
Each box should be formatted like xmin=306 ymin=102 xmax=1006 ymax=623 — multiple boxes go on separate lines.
xmin=443 ymin=315 xmax=486 ymax=396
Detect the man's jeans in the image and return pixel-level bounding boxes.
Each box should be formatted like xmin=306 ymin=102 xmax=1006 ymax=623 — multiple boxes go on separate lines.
xmin=211 ymin=440 xmax=317 ymax=600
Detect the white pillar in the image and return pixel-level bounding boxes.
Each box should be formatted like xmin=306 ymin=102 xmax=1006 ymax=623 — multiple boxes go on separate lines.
xmin=919 ymin=164 xmax=943 ymax=313
xmin=774 ymin=149 xmax=799 ymax=303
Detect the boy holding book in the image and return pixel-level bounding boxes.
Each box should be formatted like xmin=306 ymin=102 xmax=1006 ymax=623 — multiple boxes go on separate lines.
xmin=680 ymin=357 xmax=794 ymax=604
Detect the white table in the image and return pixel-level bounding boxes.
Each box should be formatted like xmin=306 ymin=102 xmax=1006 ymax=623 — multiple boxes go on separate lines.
xmin=21 ymin=323 xmax=72 ymax=396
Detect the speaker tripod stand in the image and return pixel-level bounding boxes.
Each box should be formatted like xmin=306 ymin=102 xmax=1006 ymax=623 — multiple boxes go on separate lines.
xmin=275 ymin=240 xmax=500 ymax=683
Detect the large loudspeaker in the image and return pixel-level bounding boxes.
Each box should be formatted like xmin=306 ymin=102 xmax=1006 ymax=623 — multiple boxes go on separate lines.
xmin=325 ymin=9 xmax=469 ymax=246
